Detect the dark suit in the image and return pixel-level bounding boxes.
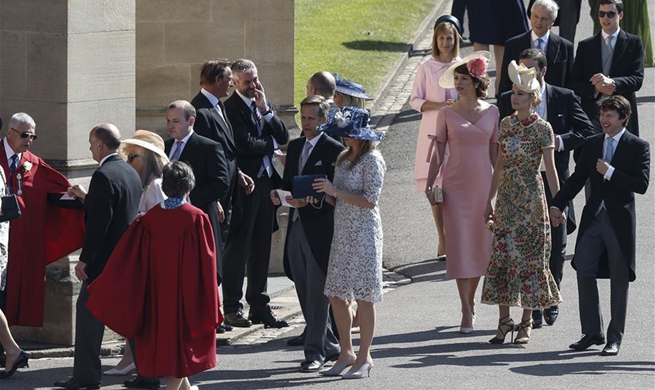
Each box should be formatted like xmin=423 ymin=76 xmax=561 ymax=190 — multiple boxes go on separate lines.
xmin=165 ymin=131 xmax=229 ymax=272
xmin=498 ymin=30 xmax=574 ymax=95
xmin=552 ymin=131 xmax=650 ymax=344
xmin=282 ymin=134 xmax=344 ymax=363
xmin=571 ymin=30 xmax=644 ymax=136
xmin=527 ymin=0 xmax=582 ymax=43
xmin=73 ymin=154 xmax=142 ymax=384
xmin=191 ymin=91 xmax=239 ymax=258
xmin=499 ymin=83 xmax=594 ymax=294
xmin=222 ymin=92 xmax=289 ymax=315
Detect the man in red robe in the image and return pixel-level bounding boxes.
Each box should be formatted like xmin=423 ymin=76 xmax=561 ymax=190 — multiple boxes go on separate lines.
xmin=0 ymin=113 xmax=85 ymax=327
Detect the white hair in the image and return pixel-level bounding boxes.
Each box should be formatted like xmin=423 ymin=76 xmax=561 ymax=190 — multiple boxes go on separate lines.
xmin=8 ymin=112 xmax=36 ymax=130
xmin=533 ymin=0 xmax=559 ymax=20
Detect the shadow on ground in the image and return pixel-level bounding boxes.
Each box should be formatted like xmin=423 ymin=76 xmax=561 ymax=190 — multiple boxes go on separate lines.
xmin=342 ymin=40 xmax=409 ymax=52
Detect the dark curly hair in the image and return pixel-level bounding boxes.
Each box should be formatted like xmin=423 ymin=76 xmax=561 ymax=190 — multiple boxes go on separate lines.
xmin=454 ymin=63 xmax=490 ymax=98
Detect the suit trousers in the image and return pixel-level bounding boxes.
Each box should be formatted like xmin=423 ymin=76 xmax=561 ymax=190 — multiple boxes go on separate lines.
xmin=574 ymin=210 xmax=629 ymax=343
xmin=550 ymin=219 xmax=567 ymax=292
xmin=222 ymin=174 xmax=274 ymax=315
xmin=287 ymin=218 xmax=340 ymax=362
xmin=72 ymin=282 xmax=105 ymax=384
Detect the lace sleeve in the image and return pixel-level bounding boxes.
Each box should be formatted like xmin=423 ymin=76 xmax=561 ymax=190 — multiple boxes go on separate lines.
xmin=362 ymin=151 xmax=386 ymax=205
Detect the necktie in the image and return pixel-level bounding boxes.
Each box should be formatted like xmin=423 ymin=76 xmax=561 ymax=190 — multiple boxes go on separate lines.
xmin=536 ymin=38 xmax=545 ymax=51
xmin=9 ymin=154 xmax=18 ymax=174
xmin=170 ymin=140 xmax=184 ymax=162
xmin=604 ymin=137 xmax=615 ymax=162
xmin=299 ymin=142 xmax=313 ymax=174
xmin=606 ymin=35 xmax=614 ymax=54
xmin=251 ymin=101 xmax=263 ymax=136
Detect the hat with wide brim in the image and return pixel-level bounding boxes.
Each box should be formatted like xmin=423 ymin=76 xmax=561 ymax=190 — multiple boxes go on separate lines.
xmin=434 ymin=14 xmax=462 ymax=36
xmin=508 ymin=60 xmax=541 ymax=93
xmin=122 ymin=130 xmax=170 ymax=162
xmin=438 ymin=51 xmax=491 ymax=89
xmin=333 ymin=73 xmax=373 ymax=100
xmin=318 ymin=106 xmax=384 ymax=141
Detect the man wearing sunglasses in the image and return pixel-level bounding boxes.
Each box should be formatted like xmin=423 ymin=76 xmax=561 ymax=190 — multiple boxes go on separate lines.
xmin=0 ymin=113 xmax=85 ymax=332
xmin=571 ymin=0 xmax=644 ymax=136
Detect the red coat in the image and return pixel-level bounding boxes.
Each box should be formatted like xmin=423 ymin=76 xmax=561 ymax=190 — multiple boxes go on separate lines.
xmin=0 ymin=144 xmax=85 ymax=326
xmin=87 ymin=203 xmax=221 ymax=378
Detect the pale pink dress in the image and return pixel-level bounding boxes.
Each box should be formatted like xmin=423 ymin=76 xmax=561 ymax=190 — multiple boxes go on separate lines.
xmin=409 ymin=57 xmax=459 ymax=192
xmin=436 ymin=106 xmax=499 ymax=279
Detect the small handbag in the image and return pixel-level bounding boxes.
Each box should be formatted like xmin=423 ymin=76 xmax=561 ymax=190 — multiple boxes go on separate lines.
xmin=429 ymin=186 xmax=443 ymax=204
xmin=292 ymin=174 xmax=327 ymax=201
xmin=0 ymin=194 xmax=21 ymax=223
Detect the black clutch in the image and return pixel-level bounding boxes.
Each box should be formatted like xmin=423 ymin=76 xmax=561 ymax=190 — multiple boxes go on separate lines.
xmin=292 ymin=174 xmax=327 ymax=201
xmin=0 ymin=194 xmax=21 ymax=223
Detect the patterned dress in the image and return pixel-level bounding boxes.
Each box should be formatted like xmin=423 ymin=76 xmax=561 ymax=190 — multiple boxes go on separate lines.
xmin=481 ymin=114 xmax=562 ymax=309
xmin=324 ymin=150 xmax=386 ymax=303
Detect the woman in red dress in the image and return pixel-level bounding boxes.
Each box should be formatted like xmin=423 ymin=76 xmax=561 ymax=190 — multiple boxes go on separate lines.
xmin=87 ymin=161 xmax=221 ymax=390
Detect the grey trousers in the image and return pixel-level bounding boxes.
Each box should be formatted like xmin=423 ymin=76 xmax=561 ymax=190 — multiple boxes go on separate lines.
xmin=574 ymin=210 xmax=630 ymax=343
xmin=287 ymin=218 xmax=340 ymax=362
xmin=72 ymin=282 xmax=105 ymax=384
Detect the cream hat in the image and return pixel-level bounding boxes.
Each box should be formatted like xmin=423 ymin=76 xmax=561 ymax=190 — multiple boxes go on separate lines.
xmin=439 ymin=51 xmax=491 ymax=89
xmin=122 ymin=130 xmax=169 ymax=162
xmin=508 ymin=60 xmax=540 ymax=93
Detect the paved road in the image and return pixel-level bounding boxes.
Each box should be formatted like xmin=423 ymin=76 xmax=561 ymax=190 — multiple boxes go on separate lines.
xmin=4 ymin=1 xmax=654 ymax=389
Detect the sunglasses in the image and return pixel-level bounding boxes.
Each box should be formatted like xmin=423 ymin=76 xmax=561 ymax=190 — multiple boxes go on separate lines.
xmin=598 ymin=11 xmax=617 ymax=18
xmin=10 ymin=127 xmax=38 ymax=140
xmin=127 ymin=154 xmax=141 ymax=163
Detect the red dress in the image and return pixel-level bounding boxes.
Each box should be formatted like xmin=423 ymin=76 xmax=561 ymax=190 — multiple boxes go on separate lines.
xmin=86 ymin=203 xmax=221 ymax=378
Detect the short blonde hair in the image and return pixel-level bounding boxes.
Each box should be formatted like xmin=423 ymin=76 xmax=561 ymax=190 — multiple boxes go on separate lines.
xmin=431 ymin=22 xmax=460 ymax=59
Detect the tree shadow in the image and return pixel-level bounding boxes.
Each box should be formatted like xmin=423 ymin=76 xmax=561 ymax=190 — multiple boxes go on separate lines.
xmin=391 ymin=258 xmax=448 ymax=283
xmin=342 ymin=40 xmax=409 ymax=52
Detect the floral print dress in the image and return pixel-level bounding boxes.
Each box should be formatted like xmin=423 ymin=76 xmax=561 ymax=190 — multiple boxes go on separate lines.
xmin=481 ymin=114 xmax=562 ymax=309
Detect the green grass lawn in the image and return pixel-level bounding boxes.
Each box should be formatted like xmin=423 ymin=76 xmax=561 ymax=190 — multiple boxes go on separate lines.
xmin=294 ymin=0 xmax=437 ymax=106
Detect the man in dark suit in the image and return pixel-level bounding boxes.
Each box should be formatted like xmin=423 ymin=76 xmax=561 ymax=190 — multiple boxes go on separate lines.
xmin=306 ymin=71 xmax=338 ymax=114
xmin=499 ymin=48 xmax=595 ymax=328
xmin=551 ymin=96 xmax=650 ymax=356
xmin=499 ymin=0 xmax=574 ymax=95
xmin=272 ymin=96 xmax=344 ymax=372
xmin=528 ymin=0 xmax=582 ymax=43
xmin=55 ymin=124 xmax=142 ymax=390
xmin=222 ymin=59 xmax=289 ymax=328
xmin=571 ymin=0 xmax=644 ymax=136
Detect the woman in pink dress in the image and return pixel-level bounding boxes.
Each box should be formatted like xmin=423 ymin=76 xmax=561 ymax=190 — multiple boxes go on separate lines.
xmin=410 ymin=15 xmax=461 ymax=259
xmin=426 ymin=51 xmax=499 ymax=334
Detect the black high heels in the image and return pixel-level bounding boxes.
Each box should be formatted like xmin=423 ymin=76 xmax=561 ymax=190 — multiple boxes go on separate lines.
xmin=489 ymin=315 xmax=515 ymax=344
xmin=0 ymin=350 xmax=29 ymax=379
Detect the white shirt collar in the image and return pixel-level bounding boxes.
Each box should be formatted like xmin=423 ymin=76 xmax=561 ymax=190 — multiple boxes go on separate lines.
xmin=236 ymin=90 xmax=255 ymax=108
xmin=531 ymin=29 xmax=551 ymax=45
xmin=605 ymin=128 xmax=626 ymax=143
xmin=176 ymin=129 xmax=194 ymax=145
xmin=200 ymin=88 xmax=220 ymax=107
xmin=601 ymin=27 xmax=621 ymax=41
xmin=3 ymin=137 xmax=20 ymax=165
xmin=305 ymin=132 xmax=323 ymax=148
xmin=99 ymin=152 xmax=119 ymax=166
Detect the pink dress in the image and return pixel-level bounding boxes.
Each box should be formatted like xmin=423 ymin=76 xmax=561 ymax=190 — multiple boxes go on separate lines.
xmin=436 ymin=106 xmax=499 ymax=279
xmin=410 ymin=57 xmax=459 ymax=192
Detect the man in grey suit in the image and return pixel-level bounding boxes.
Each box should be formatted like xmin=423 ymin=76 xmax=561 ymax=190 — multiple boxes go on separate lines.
xmin=271 ymin=96 xmax=344 ymax=372
xmin=55 ymin=124 xmax=142 ymax=390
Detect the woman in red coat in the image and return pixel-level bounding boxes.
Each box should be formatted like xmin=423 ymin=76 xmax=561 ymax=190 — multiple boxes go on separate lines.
xmin=87 ymin=161 xmax=221 ymax=390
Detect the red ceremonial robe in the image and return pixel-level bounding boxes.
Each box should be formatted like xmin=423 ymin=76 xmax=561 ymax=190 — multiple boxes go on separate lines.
xmin=0 ymin=144 xmax=85 ymax=326
xmin=86 ymin=203 xmax=221 ymax=378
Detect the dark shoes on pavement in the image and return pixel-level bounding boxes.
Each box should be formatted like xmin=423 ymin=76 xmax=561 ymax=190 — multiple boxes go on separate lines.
xmin=0 ymin=350 xmax=29 ymax=379
xmin=601 ymin=341 xmax=621 ymax=356
xmin=287 ymin=334 xmax=305 ymax=346
xmin=544 ymin=306 xmax=559 ymax=325
xmin=53 ymin=379 xmax=100 ymax=390
xmin=249 ymin=309 xmax=289 ymax=328
xmin=569 ymin=334 xmax=606 ymax=351
xmin=300 ymin=360 xmax=324 ymax=373
xmin=532 ymin=310 xmax=543 ymax=329
xmin=216 ymin=323 xmax=234 ymax=333
xmin=123 ymin=377 xmax=161 ymax=389
xmin=224 ymin=312 xmax=253 ymax=328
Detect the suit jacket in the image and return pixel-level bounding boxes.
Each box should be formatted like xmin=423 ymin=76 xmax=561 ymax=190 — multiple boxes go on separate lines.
xmin=281 ymin=135 xmax=345 ymax=279
xmin=571 ymin=30 xmax=644 ymax=136
xmin=223 ymin=92 xmax=289 ymax=182
xmin=499 ymin=83 xmax=595 ymax=232
xmin=552 ymin=132 xmax=650 ymax=281
xmin=191 ymin=91 xmax=239 ymax=207
xmin=80 ymin=155 xmax=142 ymax=282
xmin=498 ymin=30 xmax=574 ymax=95
xmin=164 ymin=132 xmax=229 ymax=242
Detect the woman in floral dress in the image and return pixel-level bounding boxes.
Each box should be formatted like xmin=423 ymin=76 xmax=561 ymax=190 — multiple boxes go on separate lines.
xmin=482 ymin=61 xmax=562 ymax=344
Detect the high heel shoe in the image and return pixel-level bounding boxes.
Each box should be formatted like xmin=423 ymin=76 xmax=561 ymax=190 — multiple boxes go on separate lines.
xmin=319 ymin=356 xmax=355 ymax=376
xmin=488 ymin=315 xmax=515 ymax=344
xmin=0 ymin=350 xmax=29 ymax=379
xmin=342 ymin=361 xmax=374 ymax=379
xmin=514 ymin=318 xmax=533 ymax=344
xmin=104 ymin=362 xmax=136 ymax=376
xmin=459 ymin=311 xmax=474 ymax=334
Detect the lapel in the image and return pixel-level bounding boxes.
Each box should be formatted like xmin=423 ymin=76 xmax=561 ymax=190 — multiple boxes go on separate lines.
xmin=178 ymin=132 xmax=197 ymax=162
xmin=545 ymin=84 xmax=556 ymax=122
xmin=546 ymin=33 xmax=559 ymax=62
xmin=610 ymin=130 xmax=630 ymax=165
xmin=610 ymin=30 xmax=628 ymax=74
xmin=592 ymin=33 xmax=604 ymax=74
xmin=301 ymin=134 xmax=326 ymax=175
xmin=230 ymin=93 xmax=259 ymax=138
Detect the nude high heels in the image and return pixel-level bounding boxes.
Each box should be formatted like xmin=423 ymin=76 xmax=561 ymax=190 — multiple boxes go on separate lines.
xmin=319 ymin=356 xmax=355 ymax=376
xmin=342 ymin=361 xmax=374 ymax=379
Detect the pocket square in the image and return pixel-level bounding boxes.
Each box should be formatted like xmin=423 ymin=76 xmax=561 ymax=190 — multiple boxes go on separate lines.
xmin=314 ymin=161 xmax=323 ymax=166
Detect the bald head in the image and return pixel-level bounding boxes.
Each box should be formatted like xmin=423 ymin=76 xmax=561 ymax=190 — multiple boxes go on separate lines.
xmin=89 ymin=123 xmax=121 ymax=163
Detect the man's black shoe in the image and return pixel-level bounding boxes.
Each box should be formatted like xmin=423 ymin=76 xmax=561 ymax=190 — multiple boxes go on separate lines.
xmin=216 ymin=323 xmax=233 ymax=334
xmin=123 ymin=377 xmax=161 ymax=389
xmin=300 ymin=360 xmax=324 ymax=373
xmin=249 ymin=309 xmax=289 ymax=328
xmin=601 ymin=341 xmax=620 ymax=356
xmin=544 ymin=306 xmax=559 ymax=326
xmin=53 ymin=379 xmax=100 ymax=390
xmin=569 ymin=334 xmax=606 ymax=351
xmin=532 ymin=309 xmax=543 ymax=329
xmin=325 ymin=352 xmax=340 ymax=362
xmin=287 ymin=334 xmax=305 ymax=346
xmin=224 ymin=312 xmax=252 ymax=328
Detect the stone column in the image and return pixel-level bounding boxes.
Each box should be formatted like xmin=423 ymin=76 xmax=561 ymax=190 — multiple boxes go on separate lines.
xmin=0 ymin=0 xmax=136 ymax=345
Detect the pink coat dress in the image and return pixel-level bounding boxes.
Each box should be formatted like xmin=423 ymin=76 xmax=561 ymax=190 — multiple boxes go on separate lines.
xmin=410 ymin=57 xmax=459 ymax=192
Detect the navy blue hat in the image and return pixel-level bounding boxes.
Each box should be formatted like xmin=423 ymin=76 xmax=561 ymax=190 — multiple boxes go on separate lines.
xmin=333 ymin=73 xmax=373 ymax=100
xmin=318 ymin=106 xmax=383 ymax=141
xmin=434 ymin=14 xmax=462 ymax=36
